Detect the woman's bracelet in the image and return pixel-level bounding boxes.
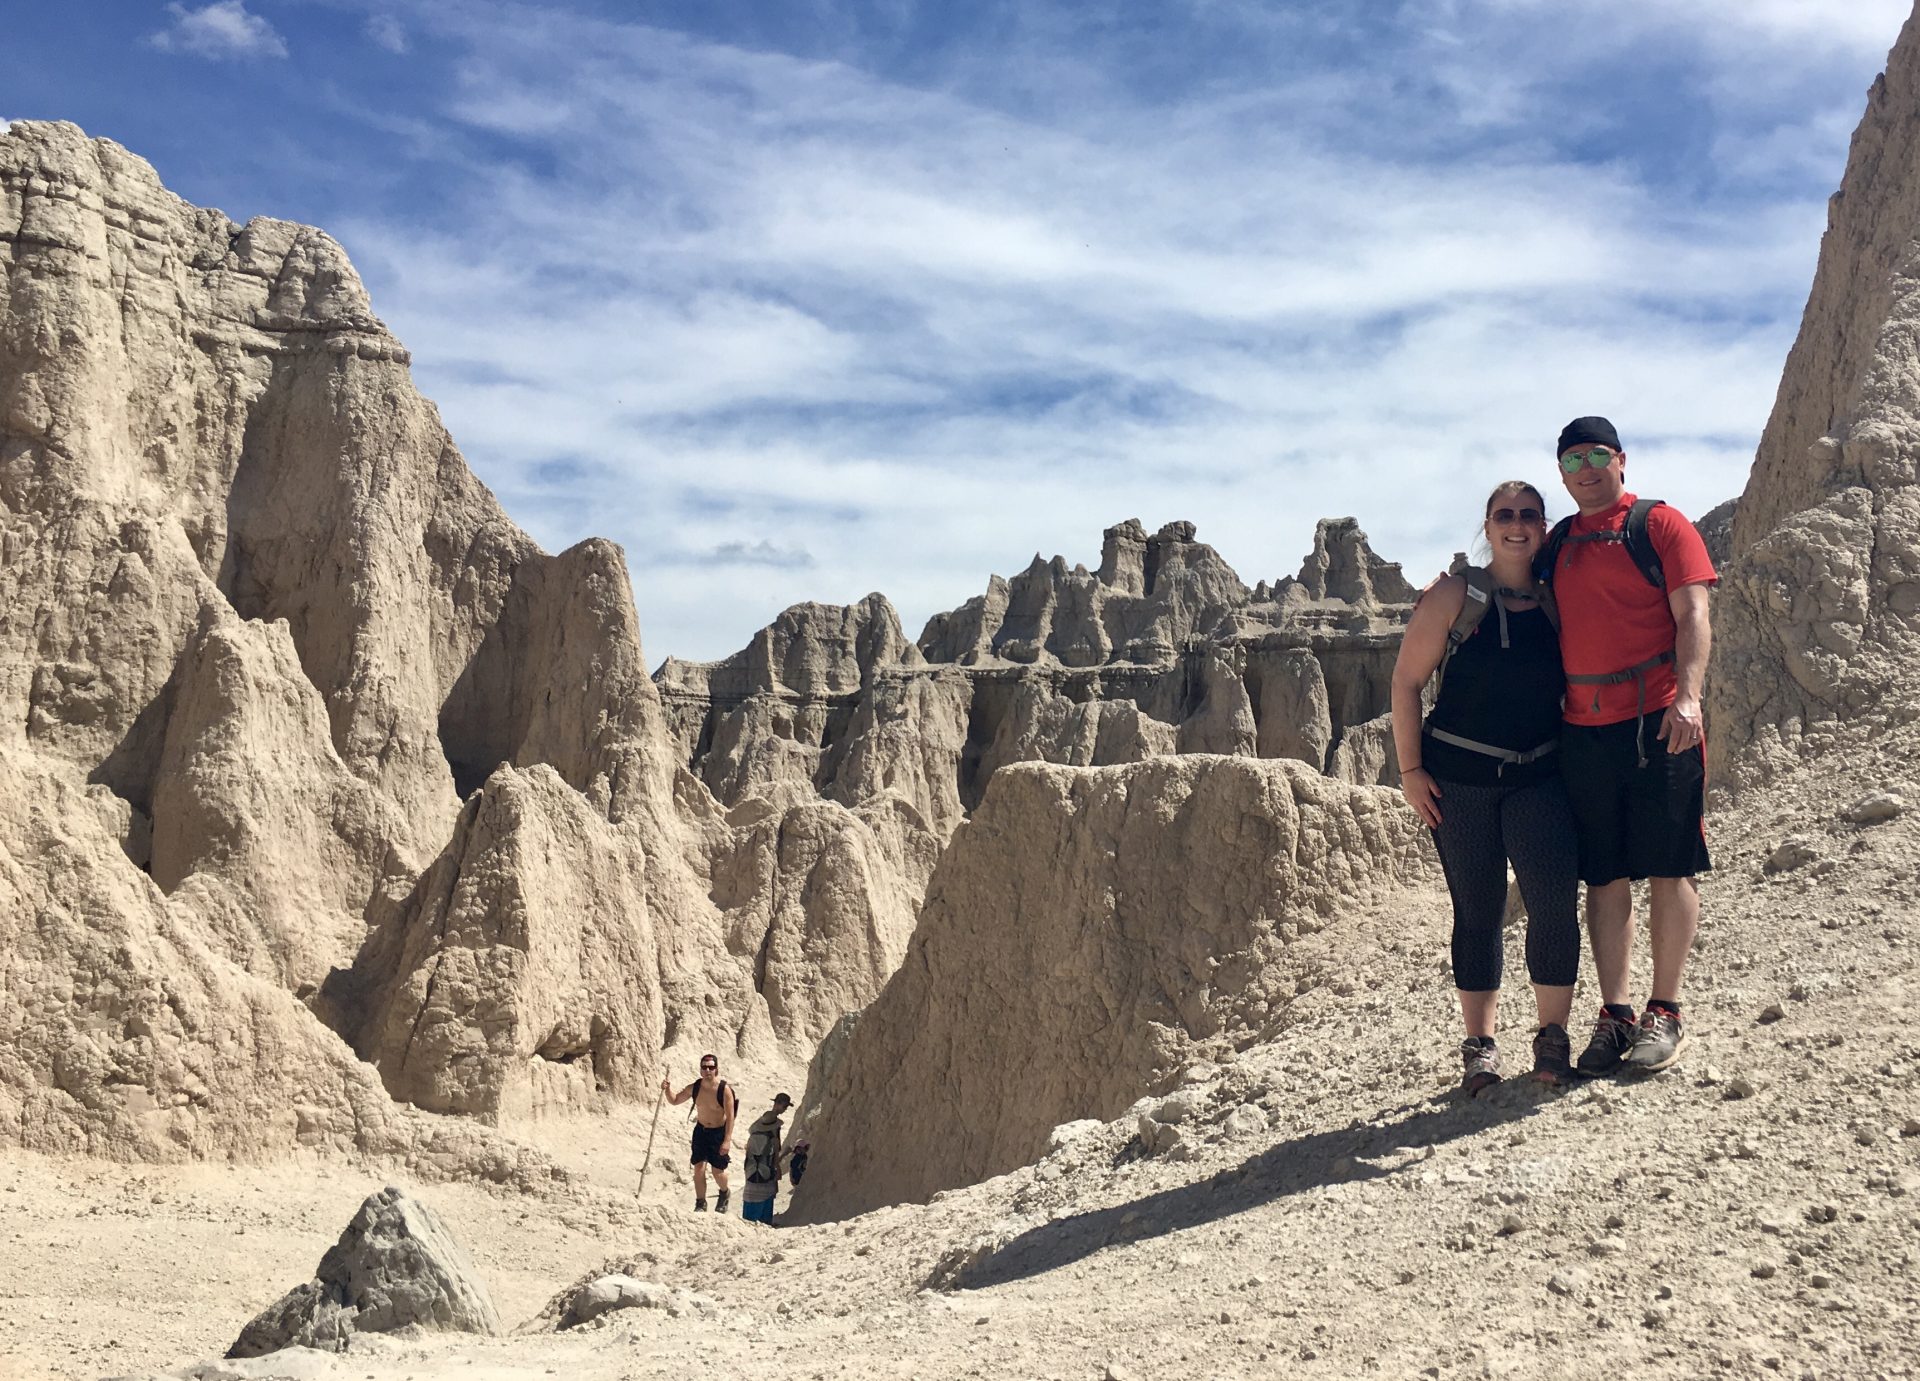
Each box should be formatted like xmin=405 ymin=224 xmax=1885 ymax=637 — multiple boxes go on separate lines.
xmin=1399 ymin=764 xmax=1423 ymax=774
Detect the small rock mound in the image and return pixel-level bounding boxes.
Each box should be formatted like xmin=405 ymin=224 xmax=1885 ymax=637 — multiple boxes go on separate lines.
xmin=227 ymin=1187 xmax=499 ymax=1357
xmin=520 ymin=1258 xmax=719 ymax=1332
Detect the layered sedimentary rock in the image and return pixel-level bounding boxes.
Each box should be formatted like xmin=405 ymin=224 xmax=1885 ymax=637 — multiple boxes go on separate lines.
xmin=1710 ymin=8 xmax=1920 ymax=782
xmin=659 ymin=517 xmax=1421 ymax=826
xmin=0 ymin=121 xmax=930 ymax=1152
xmin=788 ymin=755 xmax=1433 ymax=1221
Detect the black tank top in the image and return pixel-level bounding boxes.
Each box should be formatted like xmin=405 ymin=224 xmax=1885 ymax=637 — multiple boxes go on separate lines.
xmin=1422 ymin=601 xmax=1564 ymax=787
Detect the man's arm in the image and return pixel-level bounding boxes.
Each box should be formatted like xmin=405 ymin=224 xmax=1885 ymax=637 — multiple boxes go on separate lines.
xmin=1658 ymin=583 xmax=1711 ymax=752
xmin=659 ymin=1077 xmax=692 ymax=1104
xmin=721 ymin=1089 xmax=737 ymax=1148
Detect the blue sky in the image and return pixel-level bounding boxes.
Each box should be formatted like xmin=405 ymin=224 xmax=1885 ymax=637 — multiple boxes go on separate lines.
xmin=5 ymin=0 xmax=1912 ymax=661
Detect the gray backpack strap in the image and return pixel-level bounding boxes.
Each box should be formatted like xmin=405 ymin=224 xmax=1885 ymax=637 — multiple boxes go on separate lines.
xmin=1435 ymin=568 xmax=1493 ymax=699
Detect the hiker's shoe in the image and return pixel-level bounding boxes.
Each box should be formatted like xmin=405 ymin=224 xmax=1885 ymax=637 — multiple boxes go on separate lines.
xmin=1460 ymin=1036 xmax=1502 ymax=1097
xmin=694 ymin=1197 xmax=708 ymax=1212
xmin=715 ymin=1189 xmax=731 ymax=1213
xmin=1576 ymin=1007 xmax=1637 ymax=1077
xmin=1626 ymin=1006 xmax=1687 ymax=1072
xmin=1531 ymin=1023 xmax=1573 ymax=1084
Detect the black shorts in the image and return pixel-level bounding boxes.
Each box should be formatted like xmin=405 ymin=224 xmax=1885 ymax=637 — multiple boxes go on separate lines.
xmin=1560 ymin=714 xmax=1711 ymax=885
xmin=691 ymin=1121 xmax=730 ymax=1170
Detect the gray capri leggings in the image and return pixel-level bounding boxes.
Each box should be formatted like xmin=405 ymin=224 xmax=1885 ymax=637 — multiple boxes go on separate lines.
xmin=1429 ymin=775 xmax=1581 ymax=991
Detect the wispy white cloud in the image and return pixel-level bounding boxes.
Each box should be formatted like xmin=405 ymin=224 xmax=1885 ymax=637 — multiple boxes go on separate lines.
xmin=366 ymin=14 xmax=409 ymax=54
xmin=1488 ymin=0 xmax=1912 ymax=59
xmin=148 ymin=0 xmax=288 ymax=60
xmin=319 ymin=0 xmax=1903 ymax=660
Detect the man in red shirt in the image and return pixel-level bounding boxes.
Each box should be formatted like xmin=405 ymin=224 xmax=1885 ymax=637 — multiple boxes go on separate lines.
xmin=1546 ymin=417 xmax=1716 ymax=1074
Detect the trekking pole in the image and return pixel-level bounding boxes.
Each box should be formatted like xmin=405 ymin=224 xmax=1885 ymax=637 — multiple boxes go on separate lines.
xmin=637 ymin=1079 xmax=666 ymax=1194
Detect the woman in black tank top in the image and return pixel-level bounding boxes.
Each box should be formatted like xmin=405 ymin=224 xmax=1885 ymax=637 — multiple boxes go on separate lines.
xmin=1388 ymin=482 xmax=1581 ymax=1097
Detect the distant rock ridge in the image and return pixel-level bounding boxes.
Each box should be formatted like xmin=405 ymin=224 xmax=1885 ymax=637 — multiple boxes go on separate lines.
xmin=654 ymin=516 xmax=1420 ymax=829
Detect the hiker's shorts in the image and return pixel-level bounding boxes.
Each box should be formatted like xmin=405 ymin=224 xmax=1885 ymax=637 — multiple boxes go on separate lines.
xmin=1560 ymin=714 xmax=1711 ymax=885
xmin=690 ymin=1121 xmax=730 ymax=1170
xmin=742 ymin=1196 xmax=775 ymax=1224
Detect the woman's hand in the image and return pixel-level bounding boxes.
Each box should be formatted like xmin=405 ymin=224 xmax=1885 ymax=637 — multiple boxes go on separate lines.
xmin=1400 ymin=766 xmax=1443 ymax=828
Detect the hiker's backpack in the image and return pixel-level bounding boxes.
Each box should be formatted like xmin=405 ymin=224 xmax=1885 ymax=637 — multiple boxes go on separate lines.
xmin=787 ymin=1141 xmax=810 ymax=1185
xmin=1433 ymin=565 xmax=1560 ymax=700
xmin=744 ymin=1122 xmax=781 ymax=1184
xmin=1534 ymin=498 xmax=1667 ymax=592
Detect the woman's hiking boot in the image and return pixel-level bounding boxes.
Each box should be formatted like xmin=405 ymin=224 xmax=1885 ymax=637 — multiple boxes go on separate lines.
xmin=1625 ymin=1004 xmax=1686 ymax=1072
xmin=1531 ymin=1023 xmax=1573 ymax=1084
xmin=1576 ymin=1005 xmax=1637 ymax=1076
xmin=1460 ymin=1036 xmax=1502 ymax=1097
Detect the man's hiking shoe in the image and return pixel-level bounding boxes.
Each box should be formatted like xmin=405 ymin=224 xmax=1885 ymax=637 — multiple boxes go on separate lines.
xmin=1576 ymin=1007 xmax=1637 ymax=1077
xmin=715 ymin=1189 xmax=731 ymax=1213
xmin=1531 ymin=1023 xmax=1573 ymax=1084
xmin=1626 ymin=1006 xmax=1686 ymax=1072
xmin=694 ymin=1198 xmax=708 ymax=1212
xmin=1460 ymin=1036 xmax=1502 ymax=1097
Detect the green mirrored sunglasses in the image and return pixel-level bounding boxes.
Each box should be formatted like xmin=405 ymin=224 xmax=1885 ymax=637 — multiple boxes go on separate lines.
xmin=1559 ymin=446 xmax=1617 ymax=474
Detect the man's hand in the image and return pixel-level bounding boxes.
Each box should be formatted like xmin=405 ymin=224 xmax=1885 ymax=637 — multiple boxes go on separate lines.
xmin=1400 ymin=766 xmax=1443 ymax=828
xmin=1658 ymin=696 xmax=1704 ymax=754
xmin=659 ymin=1076 xmax=671 ymax=1096
xmin=720 ymin=1139 xmax=732 ymax=1158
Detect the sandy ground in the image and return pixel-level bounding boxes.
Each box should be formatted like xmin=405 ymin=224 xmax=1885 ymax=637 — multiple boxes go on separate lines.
xmin=4 ymin=732 xmax=1919 ymax=1381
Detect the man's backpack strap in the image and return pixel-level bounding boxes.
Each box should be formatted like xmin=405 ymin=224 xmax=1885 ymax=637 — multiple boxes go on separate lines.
xmin=1536 ymin=503 xmax=1665 ymax=591
xmin=1534 ymin=517 xmax=1574 ymax=586
xmin=1625 ymin=498 xmax=1666 ymax=588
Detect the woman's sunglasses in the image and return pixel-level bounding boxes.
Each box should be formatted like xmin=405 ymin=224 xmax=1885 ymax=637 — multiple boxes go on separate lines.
xmin=1559 ymin=446 xmax=1617 ymax=474
xmin=1489 ymin=507 xmax=1543 ymax=525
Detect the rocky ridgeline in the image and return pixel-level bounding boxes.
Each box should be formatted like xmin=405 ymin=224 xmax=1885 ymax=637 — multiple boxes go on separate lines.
xmin=655 ymin=515 xmax=1421 ymax=827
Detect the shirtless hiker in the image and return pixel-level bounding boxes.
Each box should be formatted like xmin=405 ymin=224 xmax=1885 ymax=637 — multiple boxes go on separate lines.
xmin=661 ymin=1054 xmax=737 ymax=1212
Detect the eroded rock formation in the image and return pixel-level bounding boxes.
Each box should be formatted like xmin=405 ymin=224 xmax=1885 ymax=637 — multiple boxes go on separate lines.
xmin=659 ymin=516 xmax=1421 ymax=825
xmin=0 ymin=120 xmax=935 ymax=1152
xmin=788 ymin=755 xmax=1433 ymax=1221
xmin=1710 ymin=7 xmax=1920 ymax=783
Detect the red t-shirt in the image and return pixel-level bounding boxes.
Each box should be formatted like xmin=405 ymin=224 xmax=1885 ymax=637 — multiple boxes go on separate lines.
xmin=1553 ymin=492 xmax=1717 ymax=727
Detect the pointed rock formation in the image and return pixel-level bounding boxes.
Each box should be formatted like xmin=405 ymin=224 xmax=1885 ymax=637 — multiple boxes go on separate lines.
xmin=229 ymin=1186 xmax=499 ymax=1357
xmin=0 ymin=120 xmax=939 ymax=1154
xmin=788 ymin=755 xmax=1432 ymax=1221
xmin=1712 ymin=10 xmax=1920 ymax=782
